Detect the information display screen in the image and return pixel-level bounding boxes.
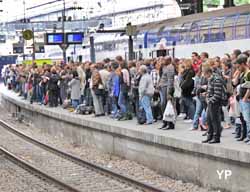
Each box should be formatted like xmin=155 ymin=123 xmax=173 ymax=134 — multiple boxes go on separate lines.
xmin=46 ymin=33 xmax=64 ymax=44
xmin=66 ymin=33 xmax=84 ymax=44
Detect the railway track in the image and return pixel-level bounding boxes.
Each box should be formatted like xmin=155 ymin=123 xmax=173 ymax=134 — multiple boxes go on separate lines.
xmin=0 ymin=120 xmax=167 ymax=192
xmin=0 ymin=147 xmax=82 ymax=192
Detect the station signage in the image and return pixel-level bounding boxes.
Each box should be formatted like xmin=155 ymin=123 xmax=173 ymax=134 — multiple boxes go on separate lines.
xmin=13 ymin=43 xmax=24 ymax=54
xmin=45 ymin=33 xmax=64 ymax=45
xmin=66 ymin=33 xmax=84 ymax=44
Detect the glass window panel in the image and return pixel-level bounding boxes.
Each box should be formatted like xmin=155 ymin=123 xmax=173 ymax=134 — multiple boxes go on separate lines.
xmin=209 ymin=17 xmax=226 ymax=42
xmin=195 ymin=19 xmax=211 ymax=43
xmin=235 ymin=14 xmax=249 ymax=39
xmin=178 ymin=23 xmax=191 ymax=45
xmin=223 ymin=15 xmax=237 ymax=41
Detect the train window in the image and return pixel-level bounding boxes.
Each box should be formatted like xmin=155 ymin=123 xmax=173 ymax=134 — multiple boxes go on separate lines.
xmin=247 ymin=15 xmax=250 ymax=38
xmin=209 ymin=17 xmax=226 ymax=42
xmin=223 ymin=15 xmax=238 ymax=41
xmin=189 ymin=21 xmax=201 ymax=44
xmin=235 ymin=14 xmax=249 ymax=39
xmin=178 ymin=23 xmax=191 ymax=45
xmin=195 ymin=19 xmax=212 ymax=43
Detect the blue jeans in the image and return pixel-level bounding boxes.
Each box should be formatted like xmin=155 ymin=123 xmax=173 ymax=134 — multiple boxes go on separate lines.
xmin=193 ymin=97 xmax=204 ymax=129
xmin=118 ymin=91 xmax=128 ymax=116
xmin=140 ymin=96 xmax=153 ymax=124
xmin=72 ymin=99 xmax=79 ymax=109
xmin=239 ymin=100 xmax=250 ymax=139
xmin=201 ymin=109 xmax=207 ymax=125
xmin=31 ymin=84 xmax=42 ymax=103
xmin=111 ymin=96 xmax=118 ymax=117
xmin=182 ymin=96 xmax=195 ymax=120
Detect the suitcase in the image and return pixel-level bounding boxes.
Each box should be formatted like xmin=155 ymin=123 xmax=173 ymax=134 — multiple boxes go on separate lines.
xmin=76 ymin=104 xmax=94 ymax=115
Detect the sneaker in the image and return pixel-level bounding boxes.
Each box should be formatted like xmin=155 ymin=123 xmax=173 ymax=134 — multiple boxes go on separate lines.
xmin=189 ymin=127 xmax=197 ymax=131
xmin=178 ymin=113 xmax=186 ymax=118
xmin=244 ymin=138 xmax=250 ymax=143
xmin=184 ymin=119 xmax=193 ymax=123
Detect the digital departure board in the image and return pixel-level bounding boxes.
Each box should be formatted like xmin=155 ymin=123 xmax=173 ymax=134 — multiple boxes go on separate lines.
xmin=46 ymin=33 xmax=64 ymax=44
xmin=66 ymin=33 xmax=84 ymax=44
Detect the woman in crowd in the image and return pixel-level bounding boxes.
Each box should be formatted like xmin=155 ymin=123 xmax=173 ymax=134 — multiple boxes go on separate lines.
xmin=68 ymin=71 xmax=81 ymax=109
xmin=90 ymin=64 xmax=105 ymax=117
xmin=179 ymin=59 xmax=195 ymax=123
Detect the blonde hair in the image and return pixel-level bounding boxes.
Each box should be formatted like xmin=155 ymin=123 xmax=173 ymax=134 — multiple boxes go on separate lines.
xmin=183 ymin=59 xmax=192 ymax=69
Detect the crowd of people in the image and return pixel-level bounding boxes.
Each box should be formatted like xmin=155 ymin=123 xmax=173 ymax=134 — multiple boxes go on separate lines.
xmin=3 ymin=49 xmax=250 ymax=145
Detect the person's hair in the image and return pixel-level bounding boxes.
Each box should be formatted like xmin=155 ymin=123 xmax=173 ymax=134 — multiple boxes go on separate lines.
xmin=233 ymin=49 xmax=242 ymax=57
xmin=243 ymin=51 xmax=250 ymax=58
xmin=192 ymin=52 xmax=199 ymax=57
xmin=115 ymin=55 xmax=123 ymax=62
xmin=206 ymin=59 xmax=216 ymax=67
xmin=222 ymin=60 xmax=232 ymax=69
xmin=111 ymin=62 xmax=119 ymax=70
xmin=201 ymin=52 xmax=209 ymax=59
xmin=203 ymin=67 xmax=213 ymax=75
xmin=72 ymin=70 xmax=78 ymax=78
xmin=139 ymin=65 xmax=147 ymax=74
xmin=236 ymin=54 xmax=248 ymax=65
xmin=120 ymin=61 xmax=127 ymax=69
xmin=183 ymin=59 xmax=192 ymax=69
xmin=103 ymin=58 xmax=111 ymax=63
xmin=224 ymin=53 xmax=231 ymax=59
xmin=162 ymin=57 xmax=172 ymax=66
xmin=128 ymin=61 xmax=136 ymax=68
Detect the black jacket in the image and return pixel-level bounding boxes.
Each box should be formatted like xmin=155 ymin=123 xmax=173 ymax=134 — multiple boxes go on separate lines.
xmin=180 ymin=69 xmax=195 ymax=97
xmin=48 ymin=72 xmax=60 ymax=91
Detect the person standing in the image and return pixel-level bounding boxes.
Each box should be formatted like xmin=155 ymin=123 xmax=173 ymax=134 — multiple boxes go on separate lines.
xmin=90 ymin=64 xmax=105 ymax=117
xmin=68 ymin=71 xmax=81 ymax=109
xmin=202 ymin=67 xmax=223 ymax=144
xmin=77 ymin=63 xmax=86 ymax=104
xmin=48 ymin=67 xmax=60 ymax=107
xmin=234 ymin=55 xmax=250 ymax=144
xmin=159 ymin=57 xmax=175 ymax=113
xmin=180 ymin=59 xmax=195 ymax=123
xmin=138 ymin=65 xmax=154 ymax=125
xmin=99 ymin=63 xmax=111 ymax=115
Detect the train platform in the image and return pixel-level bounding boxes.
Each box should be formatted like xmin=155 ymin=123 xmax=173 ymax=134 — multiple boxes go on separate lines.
xmin=0 ymin=84 xmax=249 ymax=192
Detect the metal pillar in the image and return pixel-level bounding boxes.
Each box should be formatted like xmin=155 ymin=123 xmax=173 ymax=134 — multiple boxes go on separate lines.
xmin=196 ymin=0 xmax=203 ymax=13
xmin=224 ymin=0 xmax=235 ymax=7
xmin=128 ymin=35 xmax=134 ymax=61
xmin=62 ymin=0 xmax=67 ymax=63
xmin=32 ymin=27 xmax=35 ymax=62
xmin=89 ymin=36 xmax=96 ymax=63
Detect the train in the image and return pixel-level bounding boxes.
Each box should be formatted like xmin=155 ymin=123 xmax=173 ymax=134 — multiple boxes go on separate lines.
xmin=79 ymin=4 xmax=250 ymax=61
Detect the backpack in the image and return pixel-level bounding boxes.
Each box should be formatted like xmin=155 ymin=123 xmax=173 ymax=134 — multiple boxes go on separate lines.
xmin=137 ymin=107 xmax=146 ymax=124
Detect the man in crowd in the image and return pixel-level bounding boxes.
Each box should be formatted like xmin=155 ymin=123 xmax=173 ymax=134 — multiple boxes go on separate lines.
xmin=202 ymin=67 xmax=224 ymax=144
xmin=138 ymin=65 xmax=154 ymax=125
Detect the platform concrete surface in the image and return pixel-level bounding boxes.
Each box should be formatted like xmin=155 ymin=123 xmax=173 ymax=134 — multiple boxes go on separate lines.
xmin=1 ymin=84 xmax=250 ymax=192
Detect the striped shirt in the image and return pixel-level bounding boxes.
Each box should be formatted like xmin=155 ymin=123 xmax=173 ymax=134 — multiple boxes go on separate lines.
xmin=159 ymin=64 xmax=175 ymax=88
xmin=207 ymin=74 xmax=223 ymax=104
xmin=151 ymin=69 xmax=160 ymax=88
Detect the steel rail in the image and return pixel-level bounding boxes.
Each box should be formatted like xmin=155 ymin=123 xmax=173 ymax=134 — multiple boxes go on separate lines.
xmin=0 ymin=146 xmax=83 ymax=192
xmin=0 ymin=119 xmax=168 ymax=192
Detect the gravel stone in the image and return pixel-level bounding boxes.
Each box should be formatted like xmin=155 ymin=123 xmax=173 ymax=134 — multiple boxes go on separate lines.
xmin=0 ymin=105 xmax=217 ymax=192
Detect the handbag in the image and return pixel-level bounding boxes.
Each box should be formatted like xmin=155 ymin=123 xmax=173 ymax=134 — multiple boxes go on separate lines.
xmin=94 ymin=88 xmax=105 ymax=96
xmin=44 ymin=92 xmax=49 ymax=105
